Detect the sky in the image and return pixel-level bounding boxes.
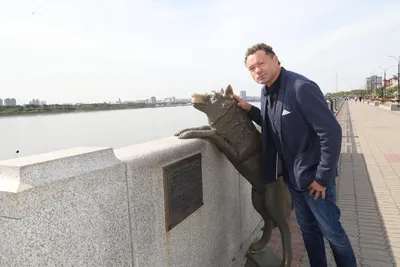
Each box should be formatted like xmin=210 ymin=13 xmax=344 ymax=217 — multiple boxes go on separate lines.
xmin=0 ymin=0 xmax=399 ymax=104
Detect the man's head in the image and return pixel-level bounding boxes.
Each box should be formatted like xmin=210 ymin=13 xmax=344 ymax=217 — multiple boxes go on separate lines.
xmin=244 ymin=43 xmax=281 ymax=86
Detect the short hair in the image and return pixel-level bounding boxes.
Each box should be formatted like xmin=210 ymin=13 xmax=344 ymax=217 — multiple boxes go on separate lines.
xmin=244 ymin=43 xmax=281 ymax=65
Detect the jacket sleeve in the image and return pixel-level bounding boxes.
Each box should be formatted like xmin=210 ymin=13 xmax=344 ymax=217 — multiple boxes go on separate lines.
xmin=246 ymin=105 xmax=262 ymax=126
xmin=295 ymin=81 xmax=342 ymax=187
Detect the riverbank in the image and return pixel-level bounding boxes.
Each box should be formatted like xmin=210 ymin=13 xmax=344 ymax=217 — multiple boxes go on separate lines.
xmin=0 ymin=102 xmax=190 ymax=117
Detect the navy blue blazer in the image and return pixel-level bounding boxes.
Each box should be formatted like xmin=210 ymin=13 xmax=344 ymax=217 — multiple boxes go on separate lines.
xmin=247 ymin=67 xmax=342 ymax=191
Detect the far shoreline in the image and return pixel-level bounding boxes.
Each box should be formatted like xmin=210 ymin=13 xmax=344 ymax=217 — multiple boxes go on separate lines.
xmin=0 ymin=102 xmax=192 ymax=118
xmin=0 ymin=100 xmax=261 ymax=118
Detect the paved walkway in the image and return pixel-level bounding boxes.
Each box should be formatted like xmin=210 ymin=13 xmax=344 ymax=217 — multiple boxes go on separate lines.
xmin=299 ymin=100 xmax=400 ymax=266
xmin=266 ymin=100 xmax=400 ymax=266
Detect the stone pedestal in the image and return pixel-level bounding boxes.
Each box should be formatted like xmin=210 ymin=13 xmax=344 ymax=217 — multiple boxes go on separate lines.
xmin=245 ymin=247 xmax=282 ymax=267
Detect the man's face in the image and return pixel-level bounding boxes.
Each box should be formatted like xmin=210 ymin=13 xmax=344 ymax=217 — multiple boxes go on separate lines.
xmin=246 ymin=50 xmax=279 ymax=85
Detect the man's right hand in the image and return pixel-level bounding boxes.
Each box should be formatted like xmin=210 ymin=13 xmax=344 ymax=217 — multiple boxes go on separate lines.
xmin=233 ymin=94 xmax=252 ymax=112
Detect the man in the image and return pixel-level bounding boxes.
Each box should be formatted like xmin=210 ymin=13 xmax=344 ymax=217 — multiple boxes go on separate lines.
xmin=233 ymin=43 xmax=356 ymax=267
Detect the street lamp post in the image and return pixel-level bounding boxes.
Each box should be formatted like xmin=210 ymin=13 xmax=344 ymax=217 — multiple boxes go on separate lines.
xmin=379 ymin=65 xmax=395 ymax=99
xmin=389 ymin=55 xmax=400 ymax=103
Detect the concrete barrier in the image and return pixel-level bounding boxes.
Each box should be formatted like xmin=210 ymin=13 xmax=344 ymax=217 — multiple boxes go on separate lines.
xmin=368 ymin=101 xmax=380 ymax=106
xmin=379 ymin=102 xmax=400 ymax=111
xmin=0 ymin=138 xmax=261 ymax=267
xmin=0 ymin=147 xmax=133 ymax=267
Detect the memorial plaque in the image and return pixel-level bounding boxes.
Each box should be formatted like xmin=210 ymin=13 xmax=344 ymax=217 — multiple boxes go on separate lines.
xmin=163 ymin=153 xmax=203 ymax=232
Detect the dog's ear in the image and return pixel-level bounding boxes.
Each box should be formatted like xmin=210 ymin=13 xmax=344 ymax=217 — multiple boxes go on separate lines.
xmin=224 ymin=84 xmax=233 ymax=96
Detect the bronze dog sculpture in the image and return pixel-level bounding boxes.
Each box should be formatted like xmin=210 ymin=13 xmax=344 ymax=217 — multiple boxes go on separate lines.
xmin=174 ymin=85 xmax=293 ymax=267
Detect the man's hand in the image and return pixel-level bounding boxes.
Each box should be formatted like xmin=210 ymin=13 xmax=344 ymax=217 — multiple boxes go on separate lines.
xmin=233 ymin=94 xmax=252 ymax=111
xmin=308 ymin=180 xmax=327 ymax=200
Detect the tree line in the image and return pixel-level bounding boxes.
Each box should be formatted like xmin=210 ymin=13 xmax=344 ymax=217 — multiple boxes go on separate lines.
xmin=0 ymin=102 xmax=187 ymax=116
xmin=326 ymin=85 xmax=398 ymax=98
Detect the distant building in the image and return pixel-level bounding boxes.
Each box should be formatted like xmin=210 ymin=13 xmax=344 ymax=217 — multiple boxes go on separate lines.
xmin=163 ymin=97 xmax=177 ymax=103
xmin=149 ymin=97 xmax=156 ymax=104
xmin=366 ymin=77 xmax=371 ymax=90
xmin=0 ymin=98 xmax=3 ymax=106
xmin=175 ymin=98 xmax=191 ymax=103
xmin=133 ymin=99 xmax=148 ymax=104
xmin=365 ymin=75 xmax=382 ymax=90
xmin=4 ymin=98 xmax=17 ymax=106
xmin=240 ymin=90 xmax=247 ymax=100
xmin=29 ymin=99 xmax=41 ymax=105
xmin=388 ymin=75 xmax=398 ymax=87
xmin=383 ymin=75 xmax=398 ymax=87
xmin=246 ymin=96 xmax=261 ymax=102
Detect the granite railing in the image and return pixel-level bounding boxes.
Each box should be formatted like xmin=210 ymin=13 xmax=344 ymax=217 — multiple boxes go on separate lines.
xmin=326 ymin=97 xmax=345 ymax=115
xmin=0 ymin=138 xmax=261 ymax=267
xmin=0 ymin=98 xmax=346 ymax=267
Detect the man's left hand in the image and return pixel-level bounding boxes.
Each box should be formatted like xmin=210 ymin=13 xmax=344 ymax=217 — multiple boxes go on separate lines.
xmin=308 ymin=180 xmax=327 ymax=200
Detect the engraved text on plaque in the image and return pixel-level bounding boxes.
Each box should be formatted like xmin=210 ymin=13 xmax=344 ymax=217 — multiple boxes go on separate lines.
xmin=163 ymin=153 xmax=203 ymax=232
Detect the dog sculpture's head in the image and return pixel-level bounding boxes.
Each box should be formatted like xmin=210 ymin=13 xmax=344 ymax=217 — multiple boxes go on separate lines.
xmin=191 ymin=84 xmax=240 ymax=125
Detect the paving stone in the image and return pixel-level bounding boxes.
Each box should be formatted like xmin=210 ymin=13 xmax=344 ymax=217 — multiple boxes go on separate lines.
xmin=390 ymin=250 xmax=400 ymax=261
xmin=343 ymin=226 xmax=359 ymax=236
xmin=358 ymin=217 xmax=382 ymax=225
xmin=360 ymin=242 xmax=389 ymax=251
xmin=360 ymin=235 xmax=389 ymax=246
xmin=392 ymin=258 xmax=400 ymax=266
xmin=340 ymin=214 xmax=358 ymax=220
xmin=389 ymin=243 xmax=400 ymax=250
xmin=358 ymin=221 xmax=383 ymax=228
xmin=387 ymin=238 xmax=400 ymax=248
xmin=348 ymin=237 xmax=360 ymax=246
xmin=360 ymin=248 xmax=391 ymax=257
xmin=358 ymin=226 xmax=384 ymax=235
xmin=361 ymin=259 xmax=395 ymax=267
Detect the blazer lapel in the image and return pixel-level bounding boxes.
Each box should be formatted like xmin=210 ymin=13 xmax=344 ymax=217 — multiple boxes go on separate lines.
xmin=275 ymin=69 xmax=287 ymax=146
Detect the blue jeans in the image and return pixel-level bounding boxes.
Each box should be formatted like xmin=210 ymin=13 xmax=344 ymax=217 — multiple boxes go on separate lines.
xmin=289 ymin=178 xmax=357 ymax=267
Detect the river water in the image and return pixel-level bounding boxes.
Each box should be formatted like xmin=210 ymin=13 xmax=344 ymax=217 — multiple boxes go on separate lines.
xmin=0 ymin=103 xmax=261 ymax=161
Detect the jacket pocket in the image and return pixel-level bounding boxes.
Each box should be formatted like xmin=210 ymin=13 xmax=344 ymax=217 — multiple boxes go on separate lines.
xmin=292 ymin=142 xmax=320 ymax=185
xmin=281 ymin=112 xmax=298 ymax=130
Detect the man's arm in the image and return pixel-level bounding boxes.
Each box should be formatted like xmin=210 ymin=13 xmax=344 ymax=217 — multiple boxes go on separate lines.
xmin=233 ymin=94 xmax=262 ymax=126
xmin=295 ymin=81 xmax=342 ymax=188
xmin=247 ymin=105 xmax=262 ymax=126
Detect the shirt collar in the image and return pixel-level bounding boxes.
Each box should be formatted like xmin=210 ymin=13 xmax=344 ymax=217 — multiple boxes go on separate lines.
xmin=264 ymin=69 xmax=282 ymax=96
